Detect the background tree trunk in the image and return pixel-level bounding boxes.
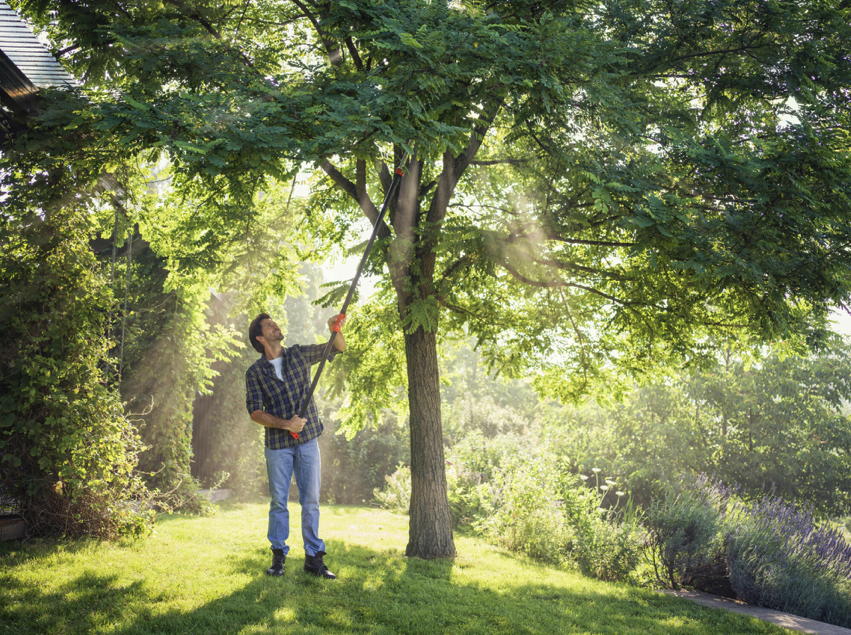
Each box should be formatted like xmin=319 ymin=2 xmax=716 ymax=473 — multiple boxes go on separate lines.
xmin=404 ymin=326 xmax=456 ymax=558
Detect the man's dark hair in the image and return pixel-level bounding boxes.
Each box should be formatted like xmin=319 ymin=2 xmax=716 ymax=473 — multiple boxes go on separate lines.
xmin=249 ymin=313 xmax=270 ymax=354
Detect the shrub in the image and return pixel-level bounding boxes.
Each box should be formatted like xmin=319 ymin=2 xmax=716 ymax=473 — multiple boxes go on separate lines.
xmin=571 ymin=473 xmax=644 ymax=583
xmin=322 ymin=414 xmax=409 ymax=506
xmin=445 ymin=461 xmax=489 ymax=531
xmin=475 ymin=454 xmax=572 ymax=563
xmin=645 ymin=474 xmax=728 ymax=590
xmin=0 ymin=207 xmax=154 ymax=538
xmin=370 ymin=442 xmax=644 ymax=582
xmin=474 ymin=454 xmax=644 ymax=580
xmin=372 ymin=463 xmax=411 ymax=514
xmin=726 ymin=493 xmax=851 ymax=627
xmin=443 ymin=431 xmax=523 ymax=530
xmin=574 ymin=520 xmax=644 ymax=582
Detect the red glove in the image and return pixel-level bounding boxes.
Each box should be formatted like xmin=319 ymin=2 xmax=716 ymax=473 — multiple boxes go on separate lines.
xmin=330 ymin=313 xmax=346 ymax=333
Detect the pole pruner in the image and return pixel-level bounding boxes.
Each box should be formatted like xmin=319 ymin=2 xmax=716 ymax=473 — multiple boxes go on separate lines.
xmin=289 ymin=167 xmax=405 ymax=438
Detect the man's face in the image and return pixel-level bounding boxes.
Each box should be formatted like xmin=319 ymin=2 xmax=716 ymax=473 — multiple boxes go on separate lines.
xmin=258 ymin=318 xmax=284 ymax=346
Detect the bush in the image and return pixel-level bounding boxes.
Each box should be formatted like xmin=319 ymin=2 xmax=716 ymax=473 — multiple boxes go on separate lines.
xmin=444 ymin=431 xmax=526 ymax=530
xmin=372 ymin=448 xmax=645 ymax=581
xmin=574 ymin=519 xmax=644 ymax=583
xmin=0 ymin=207 xmax=153 ymax=538
xmin=571 ymin=473 xmax=644 ymax=583
xmin=372 ymin=463 xmax=411 ymax=514
xmin=473 ymin=454 xmax=644 ymax=580
xmin=726 ymin=493 xmax=851 ymax=627
xmin=645 ymin=474 xmax=728 ymax=590
xmin=642 ymin=473 xmax=851 ymax=628
xmin=475 ymin=454 xmax=573 ymax=563
xmin=322 ymin=414 xmax=409 ymax=506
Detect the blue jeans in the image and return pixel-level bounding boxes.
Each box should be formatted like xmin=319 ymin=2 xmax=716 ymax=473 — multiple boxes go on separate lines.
xmin=264 ymin=438 xmax=325 ymax=557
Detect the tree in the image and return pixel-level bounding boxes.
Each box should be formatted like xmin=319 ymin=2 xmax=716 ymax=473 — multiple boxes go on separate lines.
xmin=12 ymin=0 xmax=851 ymax=557
xmin=687 ymin=343 xmax=851 ymax=513
xmin=542 ymin=340 xmax=851 ymax=515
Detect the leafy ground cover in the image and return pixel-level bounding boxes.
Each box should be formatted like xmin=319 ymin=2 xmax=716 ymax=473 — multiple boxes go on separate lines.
xmin=0 ymin=502 xmax=795 ymax=635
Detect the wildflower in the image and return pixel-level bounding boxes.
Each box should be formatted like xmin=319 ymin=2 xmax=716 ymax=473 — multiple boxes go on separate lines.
xmin=592 ymin=468 xmax=601 ymax=473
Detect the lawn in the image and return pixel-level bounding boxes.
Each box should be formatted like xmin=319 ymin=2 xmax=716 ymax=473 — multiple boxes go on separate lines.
xmin=0 ymin=502 xmax=794 ymax=635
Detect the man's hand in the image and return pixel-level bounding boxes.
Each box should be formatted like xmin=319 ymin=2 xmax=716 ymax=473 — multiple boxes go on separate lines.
xmin=327 ymin=314 xmax=347 ymax=352
xmin=250 ymin=410 xmax=306 ymax=433
xmin=283 ymin=415 xmax=306 ymax=434
xmin=327 ymin=314 xmax=346 ymax=332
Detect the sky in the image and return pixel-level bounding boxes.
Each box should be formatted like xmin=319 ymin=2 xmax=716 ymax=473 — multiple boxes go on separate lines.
xmin=833 ymin=309 xmax=851 ymax=337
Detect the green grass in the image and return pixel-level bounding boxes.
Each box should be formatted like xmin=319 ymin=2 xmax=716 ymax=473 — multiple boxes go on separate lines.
xmin=0 ymin=502 xmax=794 ymax=635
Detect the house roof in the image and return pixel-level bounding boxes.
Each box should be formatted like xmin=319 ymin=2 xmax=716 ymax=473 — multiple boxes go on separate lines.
xmin=0 ymin=0 xmax=75 ymax=114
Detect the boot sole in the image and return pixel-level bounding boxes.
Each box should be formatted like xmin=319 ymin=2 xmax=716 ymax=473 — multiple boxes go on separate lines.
xmin=304 ymin=568 xmax=336 ymax=579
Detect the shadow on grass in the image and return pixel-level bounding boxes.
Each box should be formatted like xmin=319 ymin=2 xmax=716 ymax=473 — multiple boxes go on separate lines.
xmin=1 ymin=539 xmax=786 ymax=635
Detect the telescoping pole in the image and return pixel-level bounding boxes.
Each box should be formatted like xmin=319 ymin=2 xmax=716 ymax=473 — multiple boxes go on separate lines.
xmin=290 ymin=168 xmax=405 ymax=439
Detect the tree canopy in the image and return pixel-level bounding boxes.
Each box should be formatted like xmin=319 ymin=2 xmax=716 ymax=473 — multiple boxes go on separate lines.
xmin=5 ymin=0 xmax=851 ymax=556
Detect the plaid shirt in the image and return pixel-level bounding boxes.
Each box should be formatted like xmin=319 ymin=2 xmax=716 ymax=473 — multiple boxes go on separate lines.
xmin=245 ymin=344 xmax=338 ymax=449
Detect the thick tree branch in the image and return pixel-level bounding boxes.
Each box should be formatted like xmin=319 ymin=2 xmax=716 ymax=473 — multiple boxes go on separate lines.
xmin=377 ymin=161 xmax=392 ymax=193
xmin=320 ymin=160 xmax=358 ymax=199
xmin=345 ymin=37 xmax=364 ymax=71
xmin=290 ymin=0 xmax=342 ymax=65
xmin=453 ymin=100 xmax=505 ymax=183
xmin=393 ymin=151 xmax=421 ymax=243
xmin=420 ymin=180 xmax=436 ymax=198
xmin=427 ymin=97 xmax=505 ymax=227
xmin=321 ymin=159 xmax=391 ymax=238
xmin=355 ymin=159 xmax=368 ymax=201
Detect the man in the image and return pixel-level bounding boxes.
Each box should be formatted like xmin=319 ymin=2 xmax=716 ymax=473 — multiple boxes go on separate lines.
xmin=245 ymin=312 xmax=346 ymax=579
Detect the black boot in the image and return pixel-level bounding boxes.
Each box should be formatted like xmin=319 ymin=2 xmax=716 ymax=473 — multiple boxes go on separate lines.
xmin=266 ymin=549 xmax=285 ymax=576
xmin=304 ymin=551 xmax=336 ymax=579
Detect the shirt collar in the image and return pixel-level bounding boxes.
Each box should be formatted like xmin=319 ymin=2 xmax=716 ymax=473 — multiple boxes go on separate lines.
xmin=259 ymin=348 xmax=286 ymax=366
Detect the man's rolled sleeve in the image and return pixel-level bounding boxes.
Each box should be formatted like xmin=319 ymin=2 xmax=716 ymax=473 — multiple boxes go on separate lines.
xmin=297 ymin=343 xmax=338 ymax=366
xmin=245 ymin=366 xmax=265 ymax=414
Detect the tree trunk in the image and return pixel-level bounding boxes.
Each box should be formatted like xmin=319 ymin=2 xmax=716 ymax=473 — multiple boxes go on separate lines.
xmin=404 ymin=326 xmax=456 ymax=558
